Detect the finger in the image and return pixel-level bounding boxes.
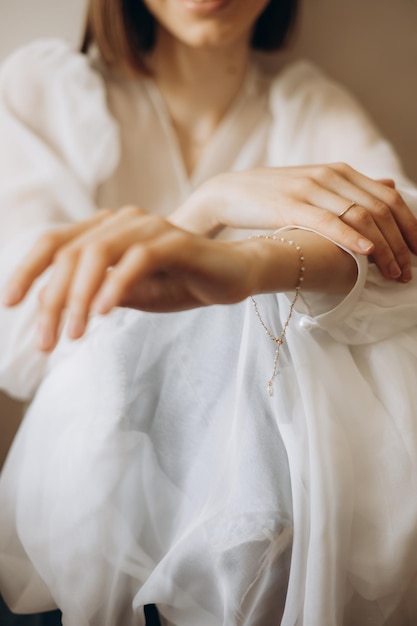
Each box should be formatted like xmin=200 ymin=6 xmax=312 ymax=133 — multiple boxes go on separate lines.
xmin=330 ymin=163 xmax=417 ymax=257
xmin=92 ymin=240 xmax=179 ymax=315
xmin=63 ymin=216 xmax=154 ymax=336
xmin=310 ymin=165 xmax=413 ymax=279
xmin=64 ymin=206 xmax=143 ymax=248
xmin=91 ymin=225 xmax=208 ymax=314
xmin=2 ymin=211 xmax=112 ymax=306
xmin=295 ymin=195 xmax=402 ymax=280
xmin=2 ymin=232 xmax=61 ymax=307
xmin=278 ymin=197 xmax=375 ymax=255
xmin=65 ymin=245 xmax=114 ymax=339
xmin=92 ymin=234 xmax=243 ymax=314
xmin=377 ymin=178 xmax=396 ymax=188
xmin=269 ymin=171 xmax=374 ymax=253
xmin=340 ymin=203 xmax=409 ymax=280
xmin=36 ymin=250 xmax=78 ymax=352
xmin=38 ymin=212 xmax=173 ymax=343
xmin=336 ymin=190 xmax=412 ymax=280
xmin=63 ymin=210 xmax=165 ymax=269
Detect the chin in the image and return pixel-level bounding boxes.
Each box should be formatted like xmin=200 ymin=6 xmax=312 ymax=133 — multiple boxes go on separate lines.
xmin=146 ymin=0 xmax=266 ymax=52
xmin=172 ymin=21 xmax=248 ymax=51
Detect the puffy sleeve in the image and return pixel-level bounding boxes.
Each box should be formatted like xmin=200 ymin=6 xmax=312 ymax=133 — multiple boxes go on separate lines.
xmin=267 ymin=61 xmax=417 ymax=345
xmin=0 ymin=39 xmax=120 ymax=399
xmin=285 ymin=248 xmax=417 ymax=345
xmin=267 ymin=60 xmax=416 ymax=184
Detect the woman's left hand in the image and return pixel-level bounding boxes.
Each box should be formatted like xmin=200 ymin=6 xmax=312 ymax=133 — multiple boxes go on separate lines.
xmin=2 ymin=207 xmax=258 ymax=352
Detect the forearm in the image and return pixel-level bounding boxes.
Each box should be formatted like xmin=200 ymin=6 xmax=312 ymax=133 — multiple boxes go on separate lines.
xmin=170 ymin=166 xmax=417 ymax=285
xmin=1 ymin=214 xmax=358 ymax=353
xmin=240 ymin=229 xmax=358 ymax=297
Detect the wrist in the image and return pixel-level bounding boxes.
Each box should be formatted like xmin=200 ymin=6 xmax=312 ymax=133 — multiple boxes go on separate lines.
xmin=241 ymin=235 xmax=302 ymax=296
xmin=169 ymin=178 xmax=224 ymax=236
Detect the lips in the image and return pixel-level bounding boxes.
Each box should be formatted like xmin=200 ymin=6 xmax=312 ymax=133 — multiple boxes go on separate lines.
xmin=179 ymin=0 xmax=230 ymax=16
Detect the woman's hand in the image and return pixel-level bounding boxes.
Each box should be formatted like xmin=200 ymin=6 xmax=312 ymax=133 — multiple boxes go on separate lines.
xmin=2 ymin=207 xmax=261 ymax=352
xmin=170 ymin=163 xmax=417 ymax=282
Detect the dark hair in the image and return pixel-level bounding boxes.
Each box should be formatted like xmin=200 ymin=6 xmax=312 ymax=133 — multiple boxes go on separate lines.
xmin=81 ymin=0 xmax=299 ymax=75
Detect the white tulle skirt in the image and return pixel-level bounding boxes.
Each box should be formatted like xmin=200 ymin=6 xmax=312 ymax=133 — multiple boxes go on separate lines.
xmin=1 ymin=296 xmax=417 ymax=625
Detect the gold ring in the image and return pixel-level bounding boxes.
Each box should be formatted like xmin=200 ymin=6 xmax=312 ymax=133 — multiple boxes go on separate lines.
xmin=338 ymin=200 xmax=357 ymax=218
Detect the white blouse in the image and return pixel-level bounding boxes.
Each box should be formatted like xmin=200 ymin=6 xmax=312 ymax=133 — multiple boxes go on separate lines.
xmin=0 ymin=39 xmax=417 ymax=626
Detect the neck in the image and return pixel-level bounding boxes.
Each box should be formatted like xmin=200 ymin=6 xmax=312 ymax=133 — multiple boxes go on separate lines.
xmin=146 ymin=28 xmax=251 ymax=174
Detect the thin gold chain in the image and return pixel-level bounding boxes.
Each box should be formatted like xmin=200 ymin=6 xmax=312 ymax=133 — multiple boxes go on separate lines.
xmin=250 ymin=235 xmax=305 ymax=397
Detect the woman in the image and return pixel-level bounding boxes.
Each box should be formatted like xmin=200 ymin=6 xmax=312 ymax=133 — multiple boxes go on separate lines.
xmin=0 ymin=0 xmax=417 ymax=624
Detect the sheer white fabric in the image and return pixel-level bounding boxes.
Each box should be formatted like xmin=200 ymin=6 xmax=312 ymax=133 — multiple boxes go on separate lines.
xmin=0 ymin=40 xmax=417 ymax=625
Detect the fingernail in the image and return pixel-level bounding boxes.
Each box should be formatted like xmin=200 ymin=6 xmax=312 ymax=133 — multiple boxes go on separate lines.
xmin=388 ymin=261 xmax=401 ymax=279
xmin=358 ymin=238 xmax=373 ymax=253
xmin=92 ymin=290 xmax=113 ymax=314
xmin=67 ymin=314 xmax=85 ymax=339
xmin=2 ymin=284 xmax=23 ymax=306
xmin=36 ymin=325 xmax=54 ymax=351
xmin=400 ymin=265 xmax=412 ymax=283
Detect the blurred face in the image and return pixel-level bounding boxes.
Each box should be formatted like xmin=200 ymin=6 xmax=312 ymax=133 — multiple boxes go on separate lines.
xmin=142 ymin=0 xmax=270 ymax=50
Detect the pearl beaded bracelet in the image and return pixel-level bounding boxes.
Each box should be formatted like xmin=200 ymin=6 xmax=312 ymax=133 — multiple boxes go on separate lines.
xmin=249 ymin=234 xmax=305 ymax=397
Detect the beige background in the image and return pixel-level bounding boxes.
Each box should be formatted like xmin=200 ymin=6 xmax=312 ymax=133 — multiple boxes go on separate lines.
xmin=0 ymin=0 xmax=416 ymax=466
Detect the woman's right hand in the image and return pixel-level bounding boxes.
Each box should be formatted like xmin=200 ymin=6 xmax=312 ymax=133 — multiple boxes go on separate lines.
xmin=1 ymin=207 xmax=289 ymax=351
xmin=169 ymin=163 xmax=417 ymax=282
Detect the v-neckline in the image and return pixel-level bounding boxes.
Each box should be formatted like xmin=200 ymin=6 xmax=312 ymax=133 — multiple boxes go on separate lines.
xmin=143 ymin=63 xmax=259 ymax=192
